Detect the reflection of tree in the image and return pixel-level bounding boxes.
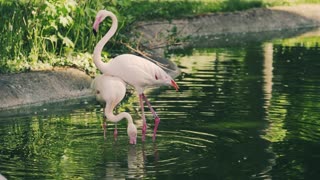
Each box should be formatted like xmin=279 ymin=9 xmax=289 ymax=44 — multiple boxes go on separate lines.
xmin=275 ymin=45 xmax=320 ymax=134
xmin=0 ymin=114 xmax=71 ymax=179
xmin=154 ymin=45 xmax=274 ymax=178
xmin=162 ymin=47 xmax=261 ymax=125
xmin=0 ymin=105 xmax=149 ymax=179
xmin=266 ymin=45 xmax=320 ymax=179
xmin=262 ymin=43 xmax=287 ymax=143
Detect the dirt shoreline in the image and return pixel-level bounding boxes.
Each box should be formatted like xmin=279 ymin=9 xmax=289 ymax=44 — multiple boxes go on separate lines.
xmin=133 ymin=4 xmax=320 ymax=50
xmin=0 ymin=68 xmax=93 ymax=110
xmin=1 ymin=4 xmax=320 ymax=111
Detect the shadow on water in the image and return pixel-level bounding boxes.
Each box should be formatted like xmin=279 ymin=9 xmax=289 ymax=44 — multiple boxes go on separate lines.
xmin=1 ymin=27 xmax=320 ymax=179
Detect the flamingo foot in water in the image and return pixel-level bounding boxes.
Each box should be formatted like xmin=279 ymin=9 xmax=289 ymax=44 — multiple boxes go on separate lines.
xmin=153 ymin=117 xmax=160 ymax=142
xmin=142 ymin=123 xmax=147 ymax=142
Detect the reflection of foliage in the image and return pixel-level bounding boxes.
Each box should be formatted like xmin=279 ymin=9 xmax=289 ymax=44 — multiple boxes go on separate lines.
xmin=0 ymin=102 xmax=155 ymax=179
xmin=167 ymin=39 xmax=320 ymax=178
xmin=272 ymin=45 xmax=320 ymax=141
xmin=262 ymin=96 xmax=288 ymax=142
xmin=261 ymin=44 xmax=320 ymax=179
xmin=0 ymin=108 xmax=111 ymax=179
xmin=262 ymin=41 xmax=320 ymax=143
xmin=168 ymin=46 xmax=263 ymax=127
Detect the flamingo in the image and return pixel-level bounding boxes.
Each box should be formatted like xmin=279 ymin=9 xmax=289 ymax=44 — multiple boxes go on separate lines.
xmin=92 ymin=74 xmax=137 ymax=144
xmin=92 ymin=10 xmax=179 ymax=141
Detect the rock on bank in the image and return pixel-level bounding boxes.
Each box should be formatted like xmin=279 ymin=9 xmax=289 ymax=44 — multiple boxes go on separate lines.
xmin=0 ymin=68 xmax=93 ymax=110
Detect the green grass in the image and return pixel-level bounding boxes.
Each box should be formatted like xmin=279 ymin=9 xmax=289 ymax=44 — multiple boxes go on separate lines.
xmin=122 ymin=0 xmax=320 ymax=20
xmin=1 ymin=0 xmax=320 ymax=74
xmin=120 ymin=0 xmax=265 ymax=21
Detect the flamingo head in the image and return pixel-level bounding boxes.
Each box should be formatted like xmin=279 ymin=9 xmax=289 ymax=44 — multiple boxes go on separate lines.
xmin=93 ymin=10 xmax=111 ymax=36
xmin=127 ymin=123 xmax=137 ymax=145
xmin=164 ymin=78 xmax=180 ymax=92
xmin=155 ymin=74 xmax=179 ymax=91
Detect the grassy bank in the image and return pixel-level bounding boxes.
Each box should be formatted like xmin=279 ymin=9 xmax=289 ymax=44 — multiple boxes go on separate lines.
xmin=1 ymin=0 xmax=320 ymax=74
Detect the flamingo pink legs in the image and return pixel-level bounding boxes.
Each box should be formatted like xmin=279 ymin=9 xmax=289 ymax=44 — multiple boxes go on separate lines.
xmin=114 ymin=123 xmax=118 ymax=140
xmin=139 ymin=94 xmax=147 ymax=141
xmin=103 ymin=108 xmax=107 ymax=139
xmin=139 ymin=93 xmax=160 ymax=142
xmin=142 ymin=94 xmax=160 ymax=142
xmin=103 ymin=120 xmax=107 ymax=139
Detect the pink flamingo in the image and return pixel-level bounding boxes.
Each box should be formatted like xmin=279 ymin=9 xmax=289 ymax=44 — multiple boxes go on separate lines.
xmin=92 ymin=74 xmax=137 ymax=144
xmin=92 ymin=10 xmax=179 ymax=141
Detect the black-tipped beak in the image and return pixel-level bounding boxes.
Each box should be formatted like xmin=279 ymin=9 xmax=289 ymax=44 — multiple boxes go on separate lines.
xmin=93 ymin=29 xmax=97 ymax=36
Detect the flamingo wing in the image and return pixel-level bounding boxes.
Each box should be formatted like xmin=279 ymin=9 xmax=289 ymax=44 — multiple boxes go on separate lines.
xmin=106 ymin=54 xmax=173 ymax=88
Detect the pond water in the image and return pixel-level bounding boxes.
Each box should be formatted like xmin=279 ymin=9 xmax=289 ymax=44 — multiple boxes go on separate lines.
xmin=1 ymin=29 xmax=320 ymax=179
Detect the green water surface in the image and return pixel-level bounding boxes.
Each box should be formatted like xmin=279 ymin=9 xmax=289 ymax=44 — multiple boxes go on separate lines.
xmin=1 ymin=29 xmax=320 ymax=179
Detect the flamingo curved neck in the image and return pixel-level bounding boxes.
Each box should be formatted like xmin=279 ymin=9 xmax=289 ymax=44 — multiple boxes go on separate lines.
xmin=93 ymin=12 xmax=118 ymax=73
xmin=105 ymin=107 xmax=134 ymax=125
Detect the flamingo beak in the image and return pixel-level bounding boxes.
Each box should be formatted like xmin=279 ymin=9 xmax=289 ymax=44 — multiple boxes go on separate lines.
xmin=92 ymin=21 xmax=99 ymax=36
xmin=92 ymin=17 xmax=101 ymax=36
xmin=171 ymin=80 xmax=179 ymax=91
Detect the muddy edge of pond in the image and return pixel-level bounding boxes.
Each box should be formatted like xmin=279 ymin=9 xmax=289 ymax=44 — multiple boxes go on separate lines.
xmin=133 ymin=4 xmax=320 ymax=51
xmin=1 ymin=4 xmax=320 ymax=111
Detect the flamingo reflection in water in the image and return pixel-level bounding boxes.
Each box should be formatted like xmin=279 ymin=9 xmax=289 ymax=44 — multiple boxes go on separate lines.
xmin=127 ymin=144 xmax=159 ymax=178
